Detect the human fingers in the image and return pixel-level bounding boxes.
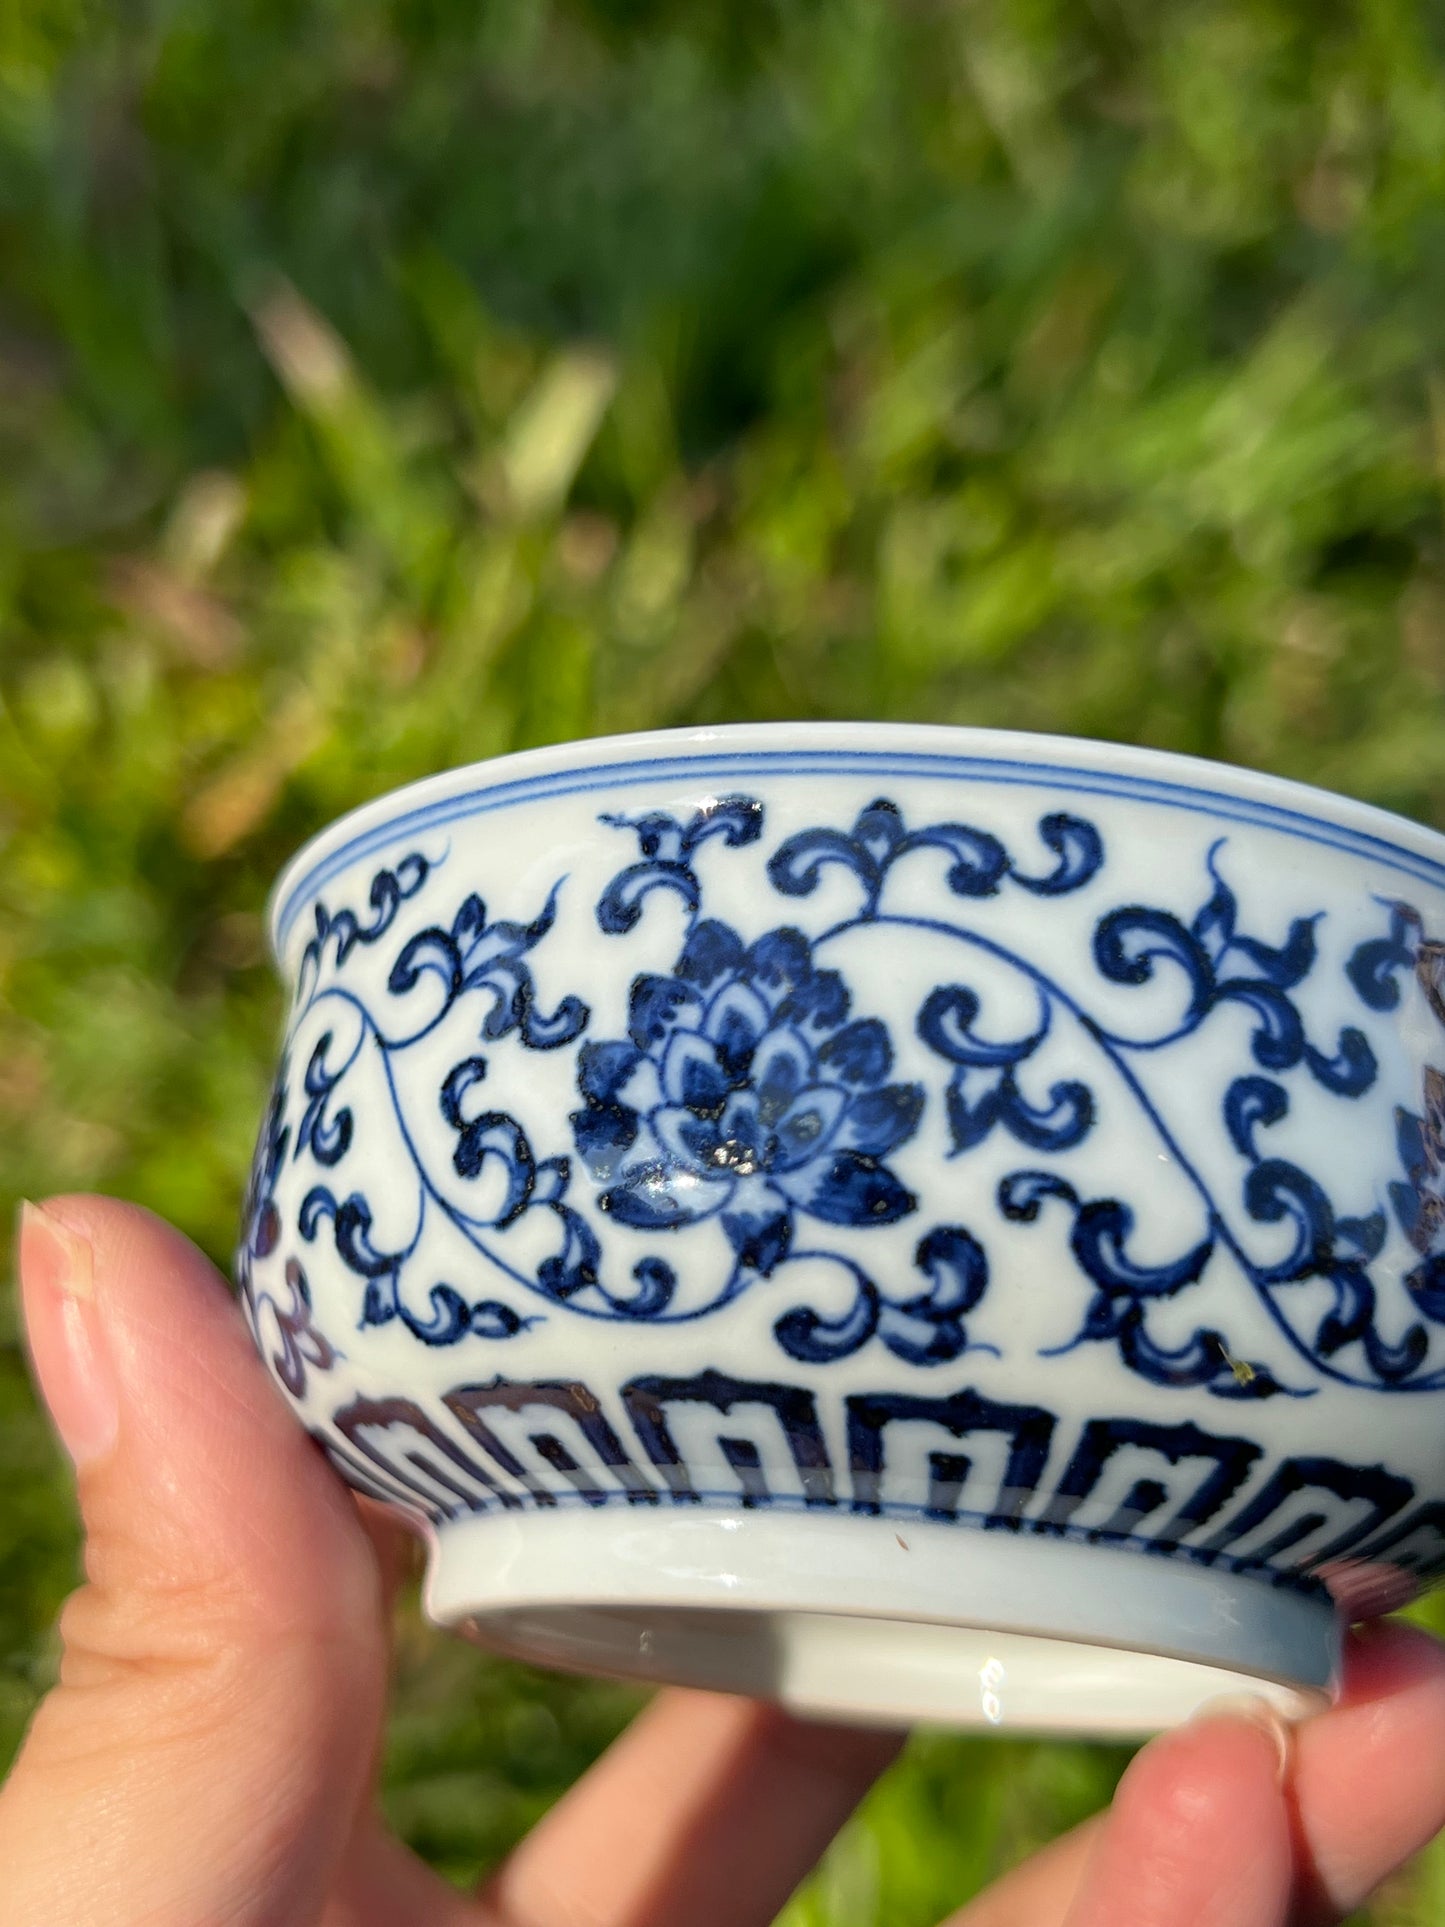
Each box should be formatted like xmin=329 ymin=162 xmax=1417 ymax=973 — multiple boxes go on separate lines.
xmin=938 ymin=1815 xmax=1103 ymax=1927
xmin=321 ymin=1815 xmax=483 ymax=1927
xmin=951 ymin=1617 xmax=1445 ymax=1927
xmin=1288 ymin=1620 xmax=1445 ymax=1922
xmin=355 ymin=1493 xmax=427 ymax=1615
xmin=1058 ymin=1712 xmax=1293 ymax=1927
xmin=942 ymin=1714 xmax=1292 ymax=1927
xmin=1057 ymin=1621 xmax=1445 ymax=1927
xmin=482 ymin=1687 xmax=901 ymax=1927
xmin=0 ymin=1197 xmax=391 ymax=1927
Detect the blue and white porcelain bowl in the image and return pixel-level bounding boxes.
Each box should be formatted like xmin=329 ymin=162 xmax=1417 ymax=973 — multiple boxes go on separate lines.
xmin=239 ymin=724 xmax=1445 ymax=1736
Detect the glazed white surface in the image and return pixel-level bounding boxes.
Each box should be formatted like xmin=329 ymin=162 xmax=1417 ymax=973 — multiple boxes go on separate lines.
xmin=240 ymin=726 xmax=1445 ymax=1730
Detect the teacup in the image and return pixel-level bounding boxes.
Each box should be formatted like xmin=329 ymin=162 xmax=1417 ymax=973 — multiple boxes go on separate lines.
xmin=238 ymin=724 xmax=1445 ymax=1735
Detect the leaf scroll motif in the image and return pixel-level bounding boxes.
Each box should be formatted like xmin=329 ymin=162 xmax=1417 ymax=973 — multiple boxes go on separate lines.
xmin=254 ymin=791 xmax=1445 ymax=1397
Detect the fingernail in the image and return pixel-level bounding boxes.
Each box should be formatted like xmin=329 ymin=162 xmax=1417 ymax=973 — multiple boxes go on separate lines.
xmin=17 ymin=1201 xmax=119 ymax=1467
xmin=1190 ymin=1692 xmax=1295 ymax=1788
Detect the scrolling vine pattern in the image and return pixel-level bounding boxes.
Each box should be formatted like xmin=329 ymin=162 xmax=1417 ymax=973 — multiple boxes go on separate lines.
xmin=237 ymin=793 xmax=1445 ymax=1399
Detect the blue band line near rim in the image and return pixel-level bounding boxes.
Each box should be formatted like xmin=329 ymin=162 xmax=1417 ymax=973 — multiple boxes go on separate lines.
xmin=273 ymin=747 xmax=1445 ymax=954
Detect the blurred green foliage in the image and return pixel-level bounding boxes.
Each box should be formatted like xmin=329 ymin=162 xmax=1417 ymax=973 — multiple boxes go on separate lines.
xmin=3 ymin=0 xmax=1445 ymax=1919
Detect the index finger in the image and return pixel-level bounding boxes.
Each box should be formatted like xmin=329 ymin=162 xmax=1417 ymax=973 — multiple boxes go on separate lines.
xmin=946 ymin=1618 xmax=1445 ymax=1927
xmin=1290 ymin=1620 xmax=1445 ymax=1921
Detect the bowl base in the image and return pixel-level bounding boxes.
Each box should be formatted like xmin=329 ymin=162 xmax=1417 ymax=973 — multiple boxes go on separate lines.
xmin=426 ymin=1506 xmax=1339 ymax=1737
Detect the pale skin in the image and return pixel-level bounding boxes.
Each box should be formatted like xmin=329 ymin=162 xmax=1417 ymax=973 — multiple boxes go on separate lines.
xmin=6 ymin=1200 xmax=1445 ymax=1926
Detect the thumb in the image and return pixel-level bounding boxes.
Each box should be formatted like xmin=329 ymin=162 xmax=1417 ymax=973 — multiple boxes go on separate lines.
xmin=1 ymin=1197 xmax=388 ymax=1927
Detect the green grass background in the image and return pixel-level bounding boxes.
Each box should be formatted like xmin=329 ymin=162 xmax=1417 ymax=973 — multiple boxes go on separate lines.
xmin=4 ymin=1 xmax=1445 ymax=1918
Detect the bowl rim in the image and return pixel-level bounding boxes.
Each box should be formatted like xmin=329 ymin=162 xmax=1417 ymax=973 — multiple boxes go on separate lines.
xmin=267 ymin=720 xmax=1445 ymax=961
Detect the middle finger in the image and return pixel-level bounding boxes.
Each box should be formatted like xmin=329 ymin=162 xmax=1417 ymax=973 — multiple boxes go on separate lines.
xmin=481 ymin=1688 xmax=901 ymax=1927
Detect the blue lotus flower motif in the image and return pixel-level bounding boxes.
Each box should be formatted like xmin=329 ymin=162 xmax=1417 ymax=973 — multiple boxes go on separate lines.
xmin=570 ymin=918 xmax=924 ymax=1275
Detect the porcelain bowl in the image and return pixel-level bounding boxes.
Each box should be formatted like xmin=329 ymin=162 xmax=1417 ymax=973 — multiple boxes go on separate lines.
xmin=238 ymin=724 xmax=1445 ymax=1736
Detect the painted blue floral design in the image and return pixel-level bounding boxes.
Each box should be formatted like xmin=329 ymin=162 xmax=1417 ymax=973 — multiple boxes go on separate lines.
xmin=1381 ymin=932 xmax=1445 ymax=1325
xmin=1394 ymin=1069 xmax=1445 ymax=1261
xmin=572 ymin=918 xmax=923 ymax=1276
xmin=249 ymin=783 xmax=1445 ymax=1394
xmin=236 ymin=1061 xmax=339 ymax=1399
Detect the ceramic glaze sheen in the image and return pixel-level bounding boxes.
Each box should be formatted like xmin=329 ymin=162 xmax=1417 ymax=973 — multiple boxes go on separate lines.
xmin=239 ymin=725 xmax=1445 ymax=1735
